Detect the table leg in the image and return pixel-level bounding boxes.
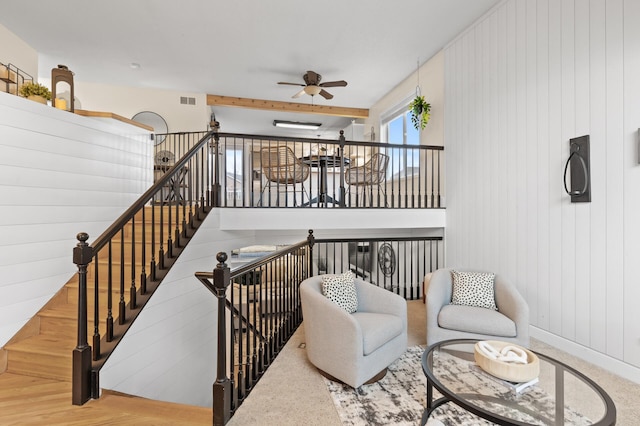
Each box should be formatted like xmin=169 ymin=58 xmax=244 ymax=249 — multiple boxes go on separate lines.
xmin=319 ymin=163 xmax=327 ymax=207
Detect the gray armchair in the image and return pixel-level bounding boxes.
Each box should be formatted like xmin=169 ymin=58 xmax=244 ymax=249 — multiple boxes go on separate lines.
xmin=425 ymin=268 xmax=529 ymax=347
xmin=300 ymin=275 xmax=407 ymax=388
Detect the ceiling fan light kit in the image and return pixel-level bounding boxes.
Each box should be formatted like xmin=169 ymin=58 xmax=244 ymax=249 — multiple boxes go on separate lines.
xmin=304 ymin=85 xmax=322 ymax=96
xmin=273 ymin=120 xmax=322 ymax=130
xmin=278 ymin=70 xmax=347 ymax=100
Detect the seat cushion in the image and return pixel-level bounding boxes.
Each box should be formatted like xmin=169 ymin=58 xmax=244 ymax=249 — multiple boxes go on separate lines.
xmin=352 ymin=312 xmax=403 ymax=356
xmin=437 ymin=304 xmax=516 ymax=337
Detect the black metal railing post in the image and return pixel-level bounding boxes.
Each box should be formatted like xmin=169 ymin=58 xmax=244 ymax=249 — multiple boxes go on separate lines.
xmin=212 ymin=123 xmax=221 ymax=207
xmin=338 ymin=131 xmax=346 ymax=207
xmin=72 ymin=232 xmax=93 ymax=405
xmin=307 ymin=229 xmax=315 ymax=277
xmin=213 ymin=252 xmax=231 ymax=426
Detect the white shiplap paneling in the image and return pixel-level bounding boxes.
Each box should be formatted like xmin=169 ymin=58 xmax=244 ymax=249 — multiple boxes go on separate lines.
xmin=623 ymin=0 xmax=640 ymax=368
xmin=0 ymin=93 xmax=152 ymax=347
xmin=445 ymin=0 xmax=640 ymax=374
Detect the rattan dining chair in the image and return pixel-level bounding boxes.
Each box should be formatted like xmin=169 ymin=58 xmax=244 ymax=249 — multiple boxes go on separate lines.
xmin=259 ymin=146 xmax=310 ymax=206
xmin=345 ymin=152 xmax=389 ymax=207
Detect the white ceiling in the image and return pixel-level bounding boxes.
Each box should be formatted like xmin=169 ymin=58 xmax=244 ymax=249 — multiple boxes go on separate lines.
xmin=0 ymin=0 xmax=498 ymax=138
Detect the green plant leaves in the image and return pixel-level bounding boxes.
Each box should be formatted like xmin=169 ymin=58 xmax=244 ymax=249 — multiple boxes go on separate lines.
xmin=19 ymin=82 xmax=52 ymax=100
xmin=409 ymin=95 xmax=431 ymax=130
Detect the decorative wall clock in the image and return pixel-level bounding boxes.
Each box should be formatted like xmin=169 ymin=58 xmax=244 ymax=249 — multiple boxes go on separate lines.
xmin=377 ymin=243 xmax=396 ymax=277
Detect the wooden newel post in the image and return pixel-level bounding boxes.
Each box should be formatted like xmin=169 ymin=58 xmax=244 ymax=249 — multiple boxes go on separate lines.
xmin=338 ymin=130 xmax=346 ymax=207
xmin=307 ymin=229 xmax=315 ymax=278
xmin=213 ymin=252 xmax=231 ymax=426
xmin=72 ymin=232 xmax=93 ymax=405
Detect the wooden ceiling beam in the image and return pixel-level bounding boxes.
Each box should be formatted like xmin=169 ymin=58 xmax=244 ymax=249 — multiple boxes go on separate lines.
xmin=206 ymin=94 xmax=369 ymax=119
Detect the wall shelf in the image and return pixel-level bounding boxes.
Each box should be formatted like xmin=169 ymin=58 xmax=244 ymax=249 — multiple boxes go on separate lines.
xmin=0 ymin=62 xmax=33 ymax=96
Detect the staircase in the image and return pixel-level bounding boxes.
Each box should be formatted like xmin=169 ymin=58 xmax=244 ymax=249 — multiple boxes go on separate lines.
xmin=0 ymin=205 xmax=213 ymax=422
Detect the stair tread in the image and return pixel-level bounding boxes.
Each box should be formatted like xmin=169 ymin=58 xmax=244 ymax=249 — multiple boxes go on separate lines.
xmin=5 ymin=333 xmax=75 ymax=356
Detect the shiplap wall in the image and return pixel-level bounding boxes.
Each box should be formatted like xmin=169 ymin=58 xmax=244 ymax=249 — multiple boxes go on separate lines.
xmin=0 ymin=92 xmax=152 ymax=347
xmin=445 ymin=0 xmax=640 ymax=374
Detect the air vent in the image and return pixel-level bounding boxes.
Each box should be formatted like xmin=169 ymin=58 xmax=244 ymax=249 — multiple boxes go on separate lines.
xmin=180 ymin=96 xmax=196 ymax=105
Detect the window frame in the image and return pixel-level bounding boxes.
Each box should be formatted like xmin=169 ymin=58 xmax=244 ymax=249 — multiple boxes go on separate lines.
xmin=380 ymin=95 xmax=421 ymax=180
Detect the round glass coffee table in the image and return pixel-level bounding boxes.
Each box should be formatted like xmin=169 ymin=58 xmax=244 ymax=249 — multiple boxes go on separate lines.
xmin=421 ymin=339 xmax=616 ymax=425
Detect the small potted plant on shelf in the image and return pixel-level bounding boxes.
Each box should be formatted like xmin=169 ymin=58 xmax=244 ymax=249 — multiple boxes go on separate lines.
xmin=409 ymin=94 xmax=431 ymax=131
xmin=19 ymin=82 xmax=52 ymax=104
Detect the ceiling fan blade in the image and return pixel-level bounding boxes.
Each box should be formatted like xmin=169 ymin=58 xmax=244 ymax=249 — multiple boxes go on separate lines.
xmin=278 ymin=81 xmax=305 ymax=86
xmin=319 ymin=89 xmax=333 ymax=100
xmin=319 ymin=80 xmax=347 ymax=88
xmin=292 ymin=89 xmax=306 ymax=99
xmin=304 ymin=70 xmax=320 ymax=85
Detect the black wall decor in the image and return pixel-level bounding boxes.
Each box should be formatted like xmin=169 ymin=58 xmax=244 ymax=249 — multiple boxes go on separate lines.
xmin=563 ymin=135 xmax=591 ymax=203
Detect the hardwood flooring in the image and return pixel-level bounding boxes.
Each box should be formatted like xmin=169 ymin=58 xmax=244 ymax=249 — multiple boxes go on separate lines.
xmin=0 ymin=372 xmax=211 ymax=425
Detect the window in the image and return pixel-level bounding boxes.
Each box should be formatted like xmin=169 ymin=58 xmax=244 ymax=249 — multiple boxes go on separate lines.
xmin=382 ymin=103 xmax=420 ymax=180
xmin=225 ymin=149 xmax=244 ymax=201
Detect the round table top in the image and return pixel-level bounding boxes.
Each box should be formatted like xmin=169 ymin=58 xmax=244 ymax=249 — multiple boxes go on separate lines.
xmin=422 ymin=339 xmax=616 ymax=426
xmin=301 ymin=154 xmax=349 ymax=167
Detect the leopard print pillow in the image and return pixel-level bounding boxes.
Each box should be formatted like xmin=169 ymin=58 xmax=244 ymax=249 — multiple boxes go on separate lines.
xmin=321 ymin=271 xmax=358 ymax=313
xmin=450 ymin=270 xmax=497 ymax=310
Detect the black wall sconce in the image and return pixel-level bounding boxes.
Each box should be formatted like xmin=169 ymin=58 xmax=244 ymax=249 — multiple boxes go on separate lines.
xmin=563 ymin=135 xmax=591 ymax=203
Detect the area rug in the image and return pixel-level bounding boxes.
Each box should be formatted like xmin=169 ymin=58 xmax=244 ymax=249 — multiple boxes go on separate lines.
xmin=323 ymin=346 xmax=494 ymax=426
xmin=324 ymin=346 xmax=592 ymax=426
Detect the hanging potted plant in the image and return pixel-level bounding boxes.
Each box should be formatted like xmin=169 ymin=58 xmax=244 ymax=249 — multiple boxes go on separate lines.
xmin=409 ymin=94 xmax=431 ymax=131
xmin=19 ymin=82 xmax=52 ymax=104
xmin=409 ymin=59 xmax=431 ymax=131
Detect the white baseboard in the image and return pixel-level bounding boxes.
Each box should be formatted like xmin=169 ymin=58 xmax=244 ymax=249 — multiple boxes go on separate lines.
xmin=530 ymin=326 xmax=640 ymax=385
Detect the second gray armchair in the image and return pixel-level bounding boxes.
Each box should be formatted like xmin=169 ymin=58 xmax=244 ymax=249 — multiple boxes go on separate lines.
xmin=425 ymin=268 xmax=529 ymax=347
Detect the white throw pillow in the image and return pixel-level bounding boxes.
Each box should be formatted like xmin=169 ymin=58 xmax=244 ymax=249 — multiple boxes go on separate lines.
xmin=450 ymin=270 xmax=497 ymax=311
xmin=321 ymin=271 xmax=358 ymax=313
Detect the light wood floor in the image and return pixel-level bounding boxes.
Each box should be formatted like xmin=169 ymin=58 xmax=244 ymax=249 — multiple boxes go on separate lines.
xmin=0 ymin=372 xmax=211 ymax=425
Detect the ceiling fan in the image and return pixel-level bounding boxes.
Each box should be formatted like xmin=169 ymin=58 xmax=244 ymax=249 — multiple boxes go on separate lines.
xmin=278 ymin=70 xmax=347 ymax=100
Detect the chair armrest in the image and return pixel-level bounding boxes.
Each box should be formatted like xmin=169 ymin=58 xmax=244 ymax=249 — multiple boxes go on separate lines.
xmin=494 ymin=275 xmax=529 ymax=330
xmin=425 ymin=268 xmax=453 ymax=321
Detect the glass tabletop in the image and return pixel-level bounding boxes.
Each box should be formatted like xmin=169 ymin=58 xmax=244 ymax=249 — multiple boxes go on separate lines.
xmin=422 ymin=339 xmax=616 ymax=426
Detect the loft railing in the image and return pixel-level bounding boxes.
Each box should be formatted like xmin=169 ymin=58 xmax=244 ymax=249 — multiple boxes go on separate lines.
xmin=72 ymin=129 xmax=221 ymax=405
xmin=196 ymin=238 xmax=312 ymax=425
xmin=196 ymin=230 xmax=443 ymax=425
xmin=156 ymin=130 xmax=444 ymax=209
xmin=312 ymin=234 xmax=443 ymax=300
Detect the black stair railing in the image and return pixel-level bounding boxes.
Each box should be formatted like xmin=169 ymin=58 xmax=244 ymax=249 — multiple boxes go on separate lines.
xmin=197 ymin=230 xmax=443 ymax=425
xmin=72 ymin=128 xmax=222 ymax=405
xmin=196 ymin=234 xmax=313 ymax=425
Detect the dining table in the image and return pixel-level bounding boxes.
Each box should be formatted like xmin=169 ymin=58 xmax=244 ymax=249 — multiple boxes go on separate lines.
xmin=300 ymin=154 xmax=350 ymax=207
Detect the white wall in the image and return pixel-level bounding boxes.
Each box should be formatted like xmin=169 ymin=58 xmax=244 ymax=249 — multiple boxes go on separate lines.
xmin=366 ymin=50 xmax=444 ymax=147
xmin=0 ymin=92 xmax=153 ymax=347
xmin=444 ymin=0 xmax=640 ymax=381
xmin=38 ymin=79 xmax=210 ymax=134
xmin=0 ymin=23 xmax=38 ymax=85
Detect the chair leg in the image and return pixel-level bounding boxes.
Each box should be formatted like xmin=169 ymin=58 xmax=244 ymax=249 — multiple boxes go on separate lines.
xmin=295 ymin=185 xmax=310 ymax=207
xmin=257 ymin=184 xmax=269 ymax=206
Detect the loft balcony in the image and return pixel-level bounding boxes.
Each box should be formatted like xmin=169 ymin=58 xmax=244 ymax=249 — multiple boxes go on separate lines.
xmin=153 ymin=131 xmax=446 ymax=232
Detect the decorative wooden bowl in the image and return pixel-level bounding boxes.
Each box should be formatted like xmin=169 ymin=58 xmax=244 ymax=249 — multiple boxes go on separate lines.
xmin=474 ymin=340 xmax=540 ymax=383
